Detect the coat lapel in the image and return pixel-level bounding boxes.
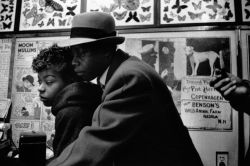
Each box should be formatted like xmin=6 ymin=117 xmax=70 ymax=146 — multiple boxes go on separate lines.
xmin=105 ymin=49 xmax=129 ymax=85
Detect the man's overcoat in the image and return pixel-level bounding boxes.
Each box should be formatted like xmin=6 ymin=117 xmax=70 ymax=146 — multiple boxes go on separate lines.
xmin=48 ymin=49 xmax=203 ymax=166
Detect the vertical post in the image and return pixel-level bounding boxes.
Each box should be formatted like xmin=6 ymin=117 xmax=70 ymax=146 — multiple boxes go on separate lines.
xmin=237 ymin=27 xmax=244 ymax=166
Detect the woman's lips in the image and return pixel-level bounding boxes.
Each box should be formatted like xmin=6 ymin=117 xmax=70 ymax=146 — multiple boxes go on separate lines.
xmin=39 ymin=96 xmax=48 ymax=102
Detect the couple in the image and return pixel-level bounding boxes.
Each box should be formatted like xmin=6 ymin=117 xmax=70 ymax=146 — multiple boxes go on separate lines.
xmin=38 ymin=12 xmax=204 ymax=166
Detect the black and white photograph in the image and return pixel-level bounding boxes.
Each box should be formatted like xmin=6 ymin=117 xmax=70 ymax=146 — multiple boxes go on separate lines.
xmin=1 ymin=1 xmax=250 ymax=166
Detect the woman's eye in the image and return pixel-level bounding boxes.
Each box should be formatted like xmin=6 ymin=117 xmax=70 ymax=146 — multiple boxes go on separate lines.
xmin=46 ymin=81 xmax=53 ymax=85
xmin=45 ymin=79 xmax=54 ymax=85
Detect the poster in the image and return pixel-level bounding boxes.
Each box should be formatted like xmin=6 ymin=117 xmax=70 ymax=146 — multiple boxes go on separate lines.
xmin=19 ymin=0 xmax=82 ymax=31
xmin=181 ymin=77 xmax=232 ymax=130
xmin=241 ymin=0 xmax=250 ymax=22
xmin=10 ymin=119 xmax=40 ymax=146
xmin=86 ymin=0 xmax=155 ymax=26
xmin=120 ymin=30 xmax=236 ymax=115
xmin=0 ymin=0 xmax=17 ymax=32
xmin=10 ymin=37 xmax=66 ymax=146
xmin=160 ymin=0 xmax=235 ymax=24
xmin=0 ymin=39 xmax=12 ymax=98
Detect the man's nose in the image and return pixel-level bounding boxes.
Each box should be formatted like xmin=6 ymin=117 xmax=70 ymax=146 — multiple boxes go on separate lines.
xmin=72 ymin=55 xmax=79 ymax=66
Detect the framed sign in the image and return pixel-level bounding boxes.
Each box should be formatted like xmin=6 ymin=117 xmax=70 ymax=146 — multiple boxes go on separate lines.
xmin=160 ymin=0 xmax=236 ymax=25
xmin=216 ymin=151 xmax=229 ymax=166
xmin=86 ymin=0 xmax=155 ymax=27
xmin=19 ymin=0 xmax=82 ymax=31
xmin=181 ymin=76 xmax=232 ymax=130
xmin=120 ymin=30 xmax=237 ymax=130
xmin=0 ymin=0 xmax=17 ymax=32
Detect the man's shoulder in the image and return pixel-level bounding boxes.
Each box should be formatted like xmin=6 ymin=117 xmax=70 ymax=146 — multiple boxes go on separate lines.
xmin=121 ymin=56 xmax=157 ymax=74
xmin=113 ymin=56 xmax=159 ymax=85
xmin=109 ymin=49 xmax=160 ymax=83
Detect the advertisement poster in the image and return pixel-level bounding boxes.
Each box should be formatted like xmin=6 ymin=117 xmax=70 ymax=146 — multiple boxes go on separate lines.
xmin=181 ymin=77 xmax=232 ymax=130
xmin=19 ymin=0 xmax=81 ymax=31
xmin=121 ymin=31 xmax=235 ymax=115
xmin=10 ymin=119 xmax=40 ymax=147
xmin=86 ymin=0 xmax=155 ymax=26
xmin=0 ymin=0 xmax=17 ymax=32
xmin=10 ymin=37 xmax=66 ymax=146
xmin=160 ymin=0 xmax=235 ymax=24
xmin=0 ymin=39 xmax=12 ymax=98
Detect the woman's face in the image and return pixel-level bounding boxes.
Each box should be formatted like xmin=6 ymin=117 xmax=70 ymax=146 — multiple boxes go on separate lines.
xmin=38 ymin=69 xmax=67 ymax=106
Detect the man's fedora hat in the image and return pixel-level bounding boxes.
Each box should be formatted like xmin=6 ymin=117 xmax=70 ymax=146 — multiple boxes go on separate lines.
xmin=58 ymin=12 xmax=125 ymax=47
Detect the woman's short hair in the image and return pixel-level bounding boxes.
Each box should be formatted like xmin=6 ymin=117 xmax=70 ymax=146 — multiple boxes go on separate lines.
xmin=32 ymin=44 xmax=79 ymax=83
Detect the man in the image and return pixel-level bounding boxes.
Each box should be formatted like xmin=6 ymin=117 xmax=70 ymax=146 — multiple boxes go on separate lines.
xmin=210 ymin=69 xmax=250 ymax=166
xmin=139 ymin=44 xmax=157 ymax=69
xmin=48 ymin=12 xmax=203 ymax=166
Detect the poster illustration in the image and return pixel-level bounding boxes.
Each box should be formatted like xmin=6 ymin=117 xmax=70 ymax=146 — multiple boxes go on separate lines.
xmin=86 ymin=0 xmax=155 ymax=26
xmin=0 ymin=39 xmax=12 ymax=98
xmin=160 ymin=0 xmax=235 ymax=24
xmin=120 ymin=31 xmax=236 ymax=128
xmin=10 ymin=37 xmax=66 ymax=146
xmin=181 ymin=77 xmax=232 ymax=130
xmin=10 ymin=119 xmax=40 ymax=146
xmin=241 ymin=0 xmax=250 ymax=22
xmin=19 ymin=0 xmax=81 ymax=31
xmin=0 ymin=0 xmax=17 ymax=32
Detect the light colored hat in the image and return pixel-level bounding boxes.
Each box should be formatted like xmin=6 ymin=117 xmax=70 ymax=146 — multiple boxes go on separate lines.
xmin=58 ymin=12 xmax=125 ymax=47
xmin=139 ymin=44 xmax=157 ymax=55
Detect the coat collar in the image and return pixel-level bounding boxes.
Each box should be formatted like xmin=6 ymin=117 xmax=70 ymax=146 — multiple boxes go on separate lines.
xmin=105 ymin=49 xmax=129 ymax=85
xmin=99 ymin=66 xmax=109 ymax=87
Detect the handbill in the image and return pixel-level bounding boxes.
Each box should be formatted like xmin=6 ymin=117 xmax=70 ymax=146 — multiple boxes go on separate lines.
xmin=181 ymin=76 xmax=232 ymax=130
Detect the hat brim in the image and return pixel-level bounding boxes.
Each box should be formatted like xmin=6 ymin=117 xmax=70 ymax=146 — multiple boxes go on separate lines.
xmin=57 ymin=36 xmax=125 ymax=47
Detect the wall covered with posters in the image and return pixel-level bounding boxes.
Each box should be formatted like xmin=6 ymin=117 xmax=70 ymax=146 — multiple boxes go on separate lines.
xmin=9 ymin=37 xmax=67 ymax=150
xmin=0 ymin=0 xmax=250 ymax=166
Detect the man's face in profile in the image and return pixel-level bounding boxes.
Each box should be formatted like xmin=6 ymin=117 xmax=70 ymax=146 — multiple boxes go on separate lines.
xmin=141 ymin=51 xmax=157 ymax=69
xmin=71 ymin=44 xmax=112 ymax=81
